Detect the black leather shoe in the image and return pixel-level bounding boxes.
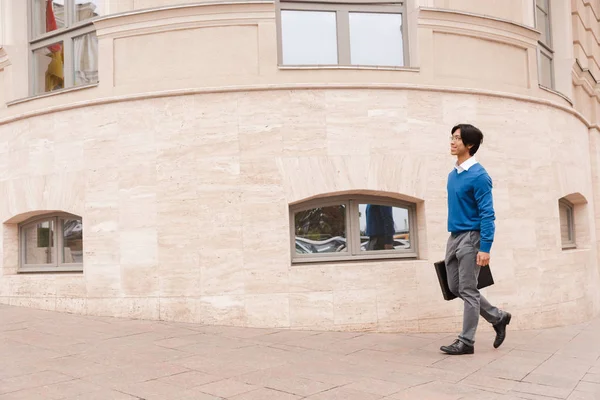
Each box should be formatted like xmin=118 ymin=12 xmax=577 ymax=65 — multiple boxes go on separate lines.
xmin=493 ymin=312 xmax=511 ymax=349
xmin=440 ymin=339 xmax=474 ymax=355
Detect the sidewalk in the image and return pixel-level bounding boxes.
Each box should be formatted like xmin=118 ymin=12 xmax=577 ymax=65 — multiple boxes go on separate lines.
xmin=0 ymin=304 xmax=599 ymax=400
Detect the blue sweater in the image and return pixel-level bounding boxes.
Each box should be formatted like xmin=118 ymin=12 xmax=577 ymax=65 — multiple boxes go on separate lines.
xmin=447 ymin=163 xmax=495 ymax=253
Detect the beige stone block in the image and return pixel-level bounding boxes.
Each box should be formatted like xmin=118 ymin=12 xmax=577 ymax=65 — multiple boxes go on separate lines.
xmin=377 ymin=286 xmax=420 ymax=324
xmin=159 ymin=272 xmax=202 ymax=297
xmin=55 ymin=276 xmax=87 ymax=298
xmin=289 ymin=266 xmax=335 ymax=293
xmin=244 ymin=265 xmax=289 ymax=294
xmin=290 ymin=292 xmax=334 ymax=328
xmin=240 ymin=157 xmax=283 ymax=187
xmin=333 ymin=290 xmax=378 ymax=326
xmin=119 ymin=228 xmax=158 ymax=266
xmin=118 ymin=188 xmax=157 ymax=230
xmin=85 ymin=206 xmax=119 ymax=235
xmin=196 ymin=190 xmax=242 ymax=226
xmin=86 ymin=297 xmax=160 ymax=320
xmin=12 ymin=275 xmax=58 ymax=297
xmin=85 ymin=264 xmax=122 ymax=297
xmin=121 ymin=265 xmax=159 ymax=297
xmin=198 ymin=295 xmax=246 ymax=326
xmin=9 ymin=296 xmax=56 ymax=311
xmin=159 ymin=297 xmax=196 ymax=323
xmin=245 ymin=294 xmax=290 ymax=328
xmin=196 ymin=157 xmax=241 ymax=187
xmin=55 ymin=297 xmax=87 ymax=314
xmin=200 ymin=249 xmax=245 ymax=296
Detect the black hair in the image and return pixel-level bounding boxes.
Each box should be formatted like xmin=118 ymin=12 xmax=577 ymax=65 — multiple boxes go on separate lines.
xmin=451 ymin=124 xmax=483 ymax=156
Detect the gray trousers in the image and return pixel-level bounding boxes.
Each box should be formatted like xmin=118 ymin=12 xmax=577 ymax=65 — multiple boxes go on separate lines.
xmin=445 ymin=231 xmax=503 ymax=346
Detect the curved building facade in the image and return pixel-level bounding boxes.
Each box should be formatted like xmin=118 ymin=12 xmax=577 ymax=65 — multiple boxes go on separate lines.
xmin=0 ymin=0 xmax=599 ymax=332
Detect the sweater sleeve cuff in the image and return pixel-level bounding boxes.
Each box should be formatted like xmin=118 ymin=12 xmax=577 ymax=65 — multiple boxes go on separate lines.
xmin=480 ymin=241 xmax=492 ymax=253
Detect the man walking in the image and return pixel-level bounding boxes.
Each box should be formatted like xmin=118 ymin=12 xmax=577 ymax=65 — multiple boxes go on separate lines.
xmin=440 ymin=124 xmax=511 ymax=355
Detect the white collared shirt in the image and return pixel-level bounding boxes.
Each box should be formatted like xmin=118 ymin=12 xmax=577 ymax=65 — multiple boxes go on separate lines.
xmin=454 ymin=157 xmax=478 ymax=174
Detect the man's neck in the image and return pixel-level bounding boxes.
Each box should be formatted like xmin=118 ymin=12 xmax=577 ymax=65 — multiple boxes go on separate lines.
xmin=457 ymin=154 xmax=472 ymax=166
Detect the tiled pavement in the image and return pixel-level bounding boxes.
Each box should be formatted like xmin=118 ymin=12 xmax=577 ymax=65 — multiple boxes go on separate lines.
xmin=1 ymin=304 xmax=600 ymax=400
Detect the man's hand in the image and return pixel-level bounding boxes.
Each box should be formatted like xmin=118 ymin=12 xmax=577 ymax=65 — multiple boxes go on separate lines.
xmin=477 ymin=251 xmax=490 ymax=266
xmin=384 ymin=244 xmax=394 ymax=250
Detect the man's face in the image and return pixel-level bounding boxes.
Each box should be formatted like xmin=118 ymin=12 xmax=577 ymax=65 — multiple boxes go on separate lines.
xmin=450 ymin=129 xmax=471 ymax=157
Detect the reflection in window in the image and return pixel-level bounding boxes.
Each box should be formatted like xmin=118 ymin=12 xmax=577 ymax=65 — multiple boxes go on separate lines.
xmin=291 ymin=197 xmax=417 ymax=262
xmin=360 ymin=204 xmax=411 ymax=251
xmin=33 ymin=42 xmax=64 ymax=94
xmin=349 ymin=13 xmax=404 ymax=66
xmin=33 ymin=0 xmax=66 ymax=37
xmin=23 ymin=219 xmax=55 ymax=265
xmin=74 ymin=32 xmax=99 ymax=85
xmin=63 ymin=219 xmax=83 ymax=263
xmin=74 ymin=0 xmax=105 ymax=23
xmin=281 ymin=10 xmax=338 ymax=65
xmin=29 ymin=1 xmax=100 ymax=95
xmin=535 ymin=0 xmax=554 ymax=89
xmin=20 ymin=214 xmax=83 ymax=272
xmin=539 ymin=51 xmax=553 ymax=89
xmin=294 ymin=205 xmax=347 ymax=253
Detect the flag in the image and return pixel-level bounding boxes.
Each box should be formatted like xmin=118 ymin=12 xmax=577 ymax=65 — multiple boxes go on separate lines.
xmin=45 ymin=0 xmax=64 ymax=91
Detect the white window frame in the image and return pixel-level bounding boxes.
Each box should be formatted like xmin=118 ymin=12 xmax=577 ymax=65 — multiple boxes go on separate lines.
xmin=19 ymin=212 xmax=83 ymax=273
xmin=535 ymin=0 xmax=554 ymax=89
xmin=276 ymin=0 xmax=409 ymax=67
xmin=290 ymin=195 xmax=418 ymax=264
xmin=27 ymin=0 xmax=99 ymax=96
xmin=559 ymin=199 xmax=575 ymax=250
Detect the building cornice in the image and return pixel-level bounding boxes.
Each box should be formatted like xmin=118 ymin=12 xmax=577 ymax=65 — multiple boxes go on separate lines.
xmin=1 ymin=83 xmax=597 ymax=130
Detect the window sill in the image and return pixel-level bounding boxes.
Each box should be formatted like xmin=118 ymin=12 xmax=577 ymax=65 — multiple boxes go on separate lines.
xmin=293 ymin=252 xmax=418 ymax=265
xmin=18 ymin=267 xmax=83 ymax=274
xmin=279 ymin=65 xmax=420 ymax=72
xmin=7 ymin=83 xmax=99 ymax=107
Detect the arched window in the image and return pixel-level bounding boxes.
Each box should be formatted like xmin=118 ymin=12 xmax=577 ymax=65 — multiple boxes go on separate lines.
xmin=290 ymin=195 xmax=417 ymax=263
xmin=19 ymin=213 xmax=83 ymax=272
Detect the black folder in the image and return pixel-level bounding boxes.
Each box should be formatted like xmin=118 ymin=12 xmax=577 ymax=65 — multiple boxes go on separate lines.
xmin=433 ymin=260 xmax=494 ymax=301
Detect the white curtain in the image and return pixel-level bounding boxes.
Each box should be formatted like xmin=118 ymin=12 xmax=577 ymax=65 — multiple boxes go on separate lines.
xmin=74 ymin=32 xmax=98 ymax=85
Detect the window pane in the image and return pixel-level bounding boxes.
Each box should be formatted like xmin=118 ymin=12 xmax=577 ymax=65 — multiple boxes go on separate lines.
xmin=359 ymin=204 xmax=411 ymax=251
xmin=349 ymin=13 xmax=404 ymax=66
xmin=281 ymin=10 xmax=338 ymax=65
xmin=539 ymin=51 xmax=553 ymax=88
xmin=536 ymin=0 xmax=548 ymax=12
xmin=24 ymin=220 xmax=55 ymax=265
xmin=74 ymin=32 xmax=99 ymax=86
xmin=74 ymin=0 xmax=105 ymax=23
xmin=294 ymin=205 xmax=347 ymax=254
xmin=32 ymin=0 xmax=66 ymax=38
xmin=560 ymin=203 xmax=573 ymax=245
xmin=33 ymin=42 xmax=65 ymax=95
xmin=62 ymin=219 xmax=83 ymax=263
xmin=536 ymin=8 xmax=550 ymax=45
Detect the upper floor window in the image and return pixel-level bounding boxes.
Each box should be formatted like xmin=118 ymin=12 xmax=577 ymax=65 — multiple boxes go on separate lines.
xmin=291 ymin=195 xmax=417 ymax=263
xmin=19 ymin=213 xmax=83 ymax=272
xmin=28 ymin=1 xmax=103 ymax=95
xmin=278 ymin=1 xmax=407 ymax=67
xmin=535 ymin=0 xmax=553 ymax=89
